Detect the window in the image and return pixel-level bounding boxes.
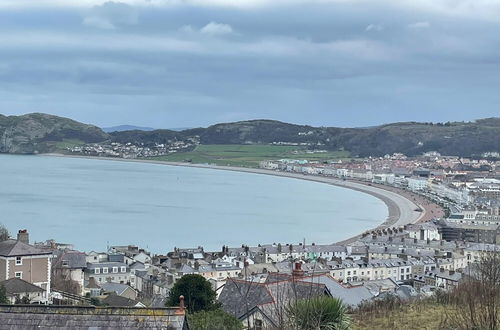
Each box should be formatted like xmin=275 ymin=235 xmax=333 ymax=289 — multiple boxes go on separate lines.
xmin=15 ymin=272 xmax=22 ymax=279
xmin=255 ymin=319 xmax=263 ymax=330
xmin=103 ymin=267 xmax=108 ymax=274
xmin=112 ymin=267 xmax=118 ymax=273
xmin=121 ymin=266 xmax=126 ymax=273
xmin=15 ymin=257 xmax=22 ymax=265
xmin=94 ymin=268 xmax=100 ymax=274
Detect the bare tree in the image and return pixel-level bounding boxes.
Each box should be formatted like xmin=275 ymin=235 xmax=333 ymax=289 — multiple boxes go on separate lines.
xmin=0 ymin=224 xmax=9 ymax=241
xmin=445 ymin=250 xmax=500 ymax=330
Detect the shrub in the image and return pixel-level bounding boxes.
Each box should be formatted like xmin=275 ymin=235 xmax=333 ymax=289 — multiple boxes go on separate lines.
xmin=286 ymin=296 xmax=351 ymax=330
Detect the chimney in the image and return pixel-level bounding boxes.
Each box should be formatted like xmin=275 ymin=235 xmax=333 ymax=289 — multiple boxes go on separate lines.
xmin=17 ymin=230 xmax=29 ymax=244
xmin=292 ymin=262 xmax=304 ymax=278
xmin=179 ymin=295 xmax=185 ymax=310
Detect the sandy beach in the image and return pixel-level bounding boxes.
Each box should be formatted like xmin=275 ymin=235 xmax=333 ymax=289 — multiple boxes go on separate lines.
xmin=41 ymin=153 xmax=443 ymax=244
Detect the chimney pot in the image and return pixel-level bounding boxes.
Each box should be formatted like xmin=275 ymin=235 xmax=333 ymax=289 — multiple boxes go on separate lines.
xmin=17 ymin=230 xmax=29 ymax=244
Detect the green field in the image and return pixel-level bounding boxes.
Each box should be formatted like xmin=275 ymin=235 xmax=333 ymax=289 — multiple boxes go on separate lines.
xmin=149 ymin=144 xmax=350 ymax=167
xmin=54 ymin=138 xmax=86 ymax=150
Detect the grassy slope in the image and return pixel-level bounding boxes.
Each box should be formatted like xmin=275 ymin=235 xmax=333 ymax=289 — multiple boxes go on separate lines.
xmin=148 ymin=144 xmax=351 ymax=167
xmin=352 ymin=303 xmax=451 ymax=330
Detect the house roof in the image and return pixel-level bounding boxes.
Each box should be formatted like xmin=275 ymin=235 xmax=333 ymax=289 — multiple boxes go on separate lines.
xmin=0 ymin=239 xmax=52 ymax=257
xmin=100 ymin=282 xmax=134 ymax=296
xmin=102 ymin=293 xmax=142 ymax=307
xmin=55 ymin=250 xmax=87 ymax=269
xmin=218 ymin=279 xmax=274 ymax=318
xmin=0 ymin=305 xmax=187 ymax=330
xmin=219 ymin=274 xmax=329 ymax=320
xmin=0 ymin=278 xmax=44 ymax=295
xmin=297 ymin=275 xmax=373 ymax=307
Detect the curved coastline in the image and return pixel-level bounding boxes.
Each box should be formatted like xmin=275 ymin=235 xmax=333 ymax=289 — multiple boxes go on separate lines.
xmin=40 ymin=153 xmax=428 ymax=244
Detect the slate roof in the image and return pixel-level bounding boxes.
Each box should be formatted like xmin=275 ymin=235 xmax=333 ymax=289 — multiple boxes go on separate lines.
xmin=0 ymin=278 xmax=44 ymax=294
xmin=55 ymin=251 xmax=87 ymax=269
xmin=102 ymin=293 xmax=142 ymax=307
xmin=0 ymin=239 xmax=52 ymax=257
xmin=297 ymin=275 xmax=374 ymax=307
xmin=219 ymin=274 xmax=329 ymax=321
xmin=0 ymin=305 xmax=188 ymax=330
xmin=100 ymin=283 xmax=134 ymax=297
xmin=218 ymin=279 xmax=274 ymax=318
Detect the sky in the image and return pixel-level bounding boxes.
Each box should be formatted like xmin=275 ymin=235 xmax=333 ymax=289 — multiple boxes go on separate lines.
xmin=0 ymin=0 xmax=499 ymax=128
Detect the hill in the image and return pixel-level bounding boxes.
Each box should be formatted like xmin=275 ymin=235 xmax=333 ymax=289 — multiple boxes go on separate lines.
xmin=0 ymin=113 xmax=109 ymax=154
xmin=1 ymin=113 xmax=499 ymax=157
xmin=111 ymin=118 xmax=500 ymax=157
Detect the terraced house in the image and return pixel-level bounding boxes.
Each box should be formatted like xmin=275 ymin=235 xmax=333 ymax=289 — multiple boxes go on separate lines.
xmin=0 ymin=230 xmax=52 ymax=303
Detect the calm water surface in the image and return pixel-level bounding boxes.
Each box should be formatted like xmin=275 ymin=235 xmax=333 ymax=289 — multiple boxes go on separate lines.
xmin=0 ymin=155 xmax=387 ymax=252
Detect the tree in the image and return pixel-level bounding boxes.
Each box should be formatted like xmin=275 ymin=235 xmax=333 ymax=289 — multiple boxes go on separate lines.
xmin=166 ymin=274 xmax=219 ymax=313
xmin=286 ymin=296 xmax=351 ymax=330
xmin=444 ymin=251 xmax=500 ymax=330
xmin=0 ymin=285 xmax=9 ymax=304
xmin=0 ymin=224 xmax=9 ymax=241
xmin=188 ymin=309 xmax=243 ymax=330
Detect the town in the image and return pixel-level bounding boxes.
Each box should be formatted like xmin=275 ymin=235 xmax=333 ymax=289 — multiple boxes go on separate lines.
xmin=1 ymin=150 xmax=499 ymax=328
xmin=66 ymin=137 xmax=200 ymax=158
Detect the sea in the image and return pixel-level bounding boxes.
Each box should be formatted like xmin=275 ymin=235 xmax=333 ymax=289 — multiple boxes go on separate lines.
xmin=0 ymin=155 xmax=387 ymax=253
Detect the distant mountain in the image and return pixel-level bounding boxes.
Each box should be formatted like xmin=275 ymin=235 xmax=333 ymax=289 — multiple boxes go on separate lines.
xmin=0 ymin=113 xmax=109 ymax=154
xmin=1 ymin=113 xmax=499 ymax=157
xmin=111 ymin=118 xmax=500 ymax=157
xmin=102 ymin=125 xmax=155 ymax=133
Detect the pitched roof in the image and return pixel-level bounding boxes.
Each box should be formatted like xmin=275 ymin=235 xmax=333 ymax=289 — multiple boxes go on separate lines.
xmin=102 ymin=293 xmax=142 ymax=307
xmin=0 ymin=278 xmax=44 ymax=294
xmin=0 ymin=239 xmax=52 ymax=257
xmin=55 ymin=250 xmax=86 ymax=269
xmin=100 ymin=282 xmax=134 ymax=296
xmin=219 ymin=274 xmax=329 ymax=320
xmin=0 ymin=305 xmax=187 ymax=330
xmin=218 ymin=279 xmax=274 ymax=318
xmin=297 ymin=275 xmax=374 ymax=307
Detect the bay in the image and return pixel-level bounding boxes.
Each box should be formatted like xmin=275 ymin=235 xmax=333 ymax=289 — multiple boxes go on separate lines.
xmin=0 ymin=155 xmax=387 ymax=252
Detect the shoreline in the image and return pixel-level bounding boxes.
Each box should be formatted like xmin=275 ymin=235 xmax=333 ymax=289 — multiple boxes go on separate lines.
xmin=38 ymin=153 xmax=434 ymax=245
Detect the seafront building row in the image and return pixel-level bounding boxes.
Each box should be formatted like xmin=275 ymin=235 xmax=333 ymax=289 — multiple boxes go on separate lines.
xmin=0 ymin=221 xmax=498 ymax=328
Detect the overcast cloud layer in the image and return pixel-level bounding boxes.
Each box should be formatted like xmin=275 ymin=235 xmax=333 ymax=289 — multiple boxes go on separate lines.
xmin=0 ymin=0 xmax=499 ymax=128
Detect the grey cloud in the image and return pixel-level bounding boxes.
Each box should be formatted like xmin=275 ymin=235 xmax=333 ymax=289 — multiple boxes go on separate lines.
xmin=82 ymin=1 xmax=139 ymax=29
xmin=0 ymin=0 xmax=499 ymax=128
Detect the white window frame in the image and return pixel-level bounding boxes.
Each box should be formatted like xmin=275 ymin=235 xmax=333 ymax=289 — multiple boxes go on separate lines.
xmin=112 ymin=267 xmax=118 ymax=273
xmin=103 ymin=267 xmax=109 ymax=274
xmin=121 ymin=266 xmax=126 ymax=273
xmin=15 ymin=257 xmax=22 ymax=265
xmin=15 ymin=271 xmax=22 ymax=279
xmin=94 ymin=268 xmax=100 ymax=274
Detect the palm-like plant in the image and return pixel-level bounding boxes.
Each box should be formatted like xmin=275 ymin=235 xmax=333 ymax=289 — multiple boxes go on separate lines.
xmin=286 ymin=296 xmax=351 ymax=330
